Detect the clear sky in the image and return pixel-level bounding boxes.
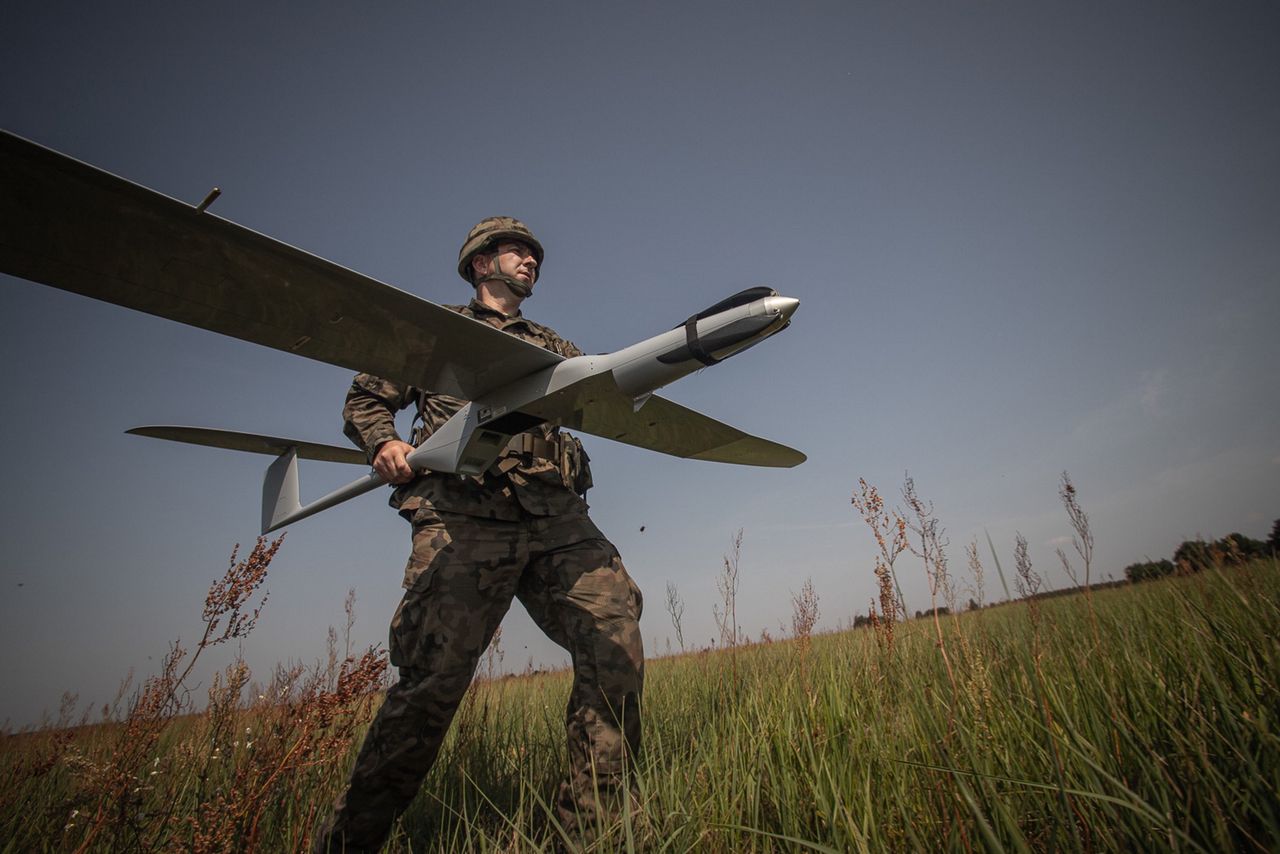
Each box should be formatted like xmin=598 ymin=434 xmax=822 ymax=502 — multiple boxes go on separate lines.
xmin=2 ymin=1 xmax=1277 ymax=729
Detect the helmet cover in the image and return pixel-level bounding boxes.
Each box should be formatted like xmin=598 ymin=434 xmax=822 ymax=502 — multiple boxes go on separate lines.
xmin=457 ymin=216 xmax=545 ymax=285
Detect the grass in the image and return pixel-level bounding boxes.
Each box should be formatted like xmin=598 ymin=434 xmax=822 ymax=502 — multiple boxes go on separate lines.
xmin=3 ymin=554 xmax=1277 ymax=850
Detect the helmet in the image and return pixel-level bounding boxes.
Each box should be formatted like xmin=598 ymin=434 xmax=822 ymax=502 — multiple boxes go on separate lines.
xmin=456 ymin=216 xmax=545 ymax=286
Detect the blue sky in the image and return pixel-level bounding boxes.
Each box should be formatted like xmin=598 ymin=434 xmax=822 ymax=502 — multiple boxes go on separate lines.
xmin=2 ymin=1 xmax=1278 ymax=728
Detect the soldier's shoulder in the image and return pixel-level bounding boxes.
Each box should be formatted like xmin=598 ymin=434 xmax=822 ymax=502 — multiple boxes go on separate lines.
xmin=522 ymin=315 xmax=580 ymax=353
xmin=519 ymin=314 xmax=567 ymax=337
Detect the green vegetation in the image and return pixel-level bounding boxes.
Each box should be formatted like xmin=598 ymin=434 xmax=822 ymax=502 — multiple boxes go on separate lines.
xmin=3 ymin=555 xmax=1277 ymax=851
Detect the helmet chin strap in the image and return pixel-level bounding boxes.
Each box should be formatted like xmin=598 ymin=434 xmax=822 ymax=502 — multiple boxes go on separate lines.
xmin=479 ymin=248 xmax=534 ymax=299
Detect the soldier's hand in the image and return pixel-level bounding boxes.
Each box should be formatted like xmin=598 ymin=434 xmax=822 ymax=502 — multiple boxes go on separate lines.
xmin=373 ymin=440 xmax=417 ymax=484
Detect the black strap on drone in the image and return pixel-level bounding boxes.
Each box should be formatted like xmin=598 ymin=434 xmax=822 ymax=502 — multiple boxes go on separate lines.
xmin=683 ymin=314 xmax=722 ymax=366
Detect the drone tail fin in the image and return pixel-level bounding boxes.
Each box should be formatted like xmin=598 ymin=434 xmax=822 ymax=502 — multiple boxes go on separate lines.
xmin=262 ymin=447 xmax=302 ymax=534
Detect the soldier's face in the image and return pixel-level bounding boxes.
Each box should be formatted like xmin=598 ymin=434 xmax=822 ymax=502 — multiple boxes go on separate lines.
xmin=492 ymin=241 xmax=538 ymax=286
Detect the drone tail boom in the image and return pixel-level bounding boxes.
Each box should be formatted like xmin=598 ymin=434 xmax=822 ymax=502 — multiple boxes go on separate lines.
xmin=261 ymin=457 xmax=385 ymax=534
xmin=125 ymin=425 xmax=384 ymax=533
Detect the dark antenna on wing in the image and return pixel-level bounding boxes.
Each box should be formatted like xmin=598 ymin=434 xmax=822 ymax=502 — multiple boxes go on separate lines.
xmin=194 ymin=187 xmax=221 ymax=214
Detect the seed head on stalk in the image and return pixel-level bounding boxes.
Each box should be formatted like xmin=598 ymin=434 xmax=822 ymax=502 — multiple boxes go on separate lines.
xmin=853 ymin=478 xmax=909 ymax=619
xmin=202 ymin=536 xmax=282 ymax=646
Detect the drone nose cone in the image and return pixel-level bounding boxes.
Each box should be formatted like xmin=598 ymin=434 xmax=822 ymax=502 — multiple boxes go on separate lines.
xmin=765 ymin=295 xmax=800 ymax=321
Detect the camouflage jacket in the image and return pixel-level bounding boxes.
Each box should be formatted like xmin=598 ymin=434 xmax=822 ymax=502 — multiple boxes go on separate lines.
xmin=342 ymin=299 xmax=591 ymax=521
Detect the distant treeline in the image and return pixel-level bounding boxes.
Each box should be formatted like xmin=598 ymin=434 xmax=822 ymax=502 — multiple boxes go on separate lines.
xmin=1124 ymin=519 xmax=1279 ymax=582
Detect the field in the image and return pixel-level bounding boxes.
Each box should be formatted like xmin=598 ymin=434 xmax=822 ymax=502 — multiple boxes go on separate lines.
xmin=2 ymin=549 xmax=1277 ymax=851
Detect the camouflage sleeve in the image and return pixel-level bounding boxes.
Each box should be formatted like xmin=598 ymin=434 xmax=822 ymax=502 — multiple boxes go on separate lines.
xmin=342 ymin=373 xmax=416 ymax=458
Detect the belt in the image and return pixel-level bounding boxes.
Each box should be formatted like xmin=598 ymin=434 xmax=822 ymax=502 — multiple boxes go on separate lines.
xmin=505 ymin=433 xmax=561 ymax=459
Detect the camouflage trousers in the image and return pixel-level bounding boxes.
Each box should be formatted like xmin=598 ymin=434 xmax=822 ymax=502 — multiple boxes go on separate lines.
xmin=316 ymin=507 xmax=644 ymax=853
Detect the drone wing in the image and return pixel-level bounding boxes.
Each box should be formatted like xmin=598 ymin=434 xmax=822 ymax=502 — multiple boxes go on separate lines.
xmin=510 ymin=371 xmax=805 ymax=467
xmin=0 ymin=130 xmax=561 ymax=399
xmin=576 ymin=393 xmax=805 ymax=467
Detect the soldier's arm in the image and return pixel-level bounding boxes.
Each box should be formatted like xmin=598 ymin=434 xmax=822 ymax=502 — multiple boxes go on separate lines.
xmin=342 ymin=374 xmax=421 ymax=484
xmin=343 ymin=374 xmax=414 ymax=449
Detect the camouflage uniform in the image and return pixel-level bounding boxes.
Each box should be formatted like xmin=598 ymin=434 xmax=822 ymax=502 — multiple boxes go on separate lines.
xmin=317 ymin=299 xmax=644 ymax=853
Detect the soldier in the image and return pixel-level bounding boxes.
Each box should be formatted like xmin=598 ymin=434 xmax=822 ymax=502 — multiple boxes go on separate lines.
xmin=314 ymin=217 xmax=645 ymax=853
